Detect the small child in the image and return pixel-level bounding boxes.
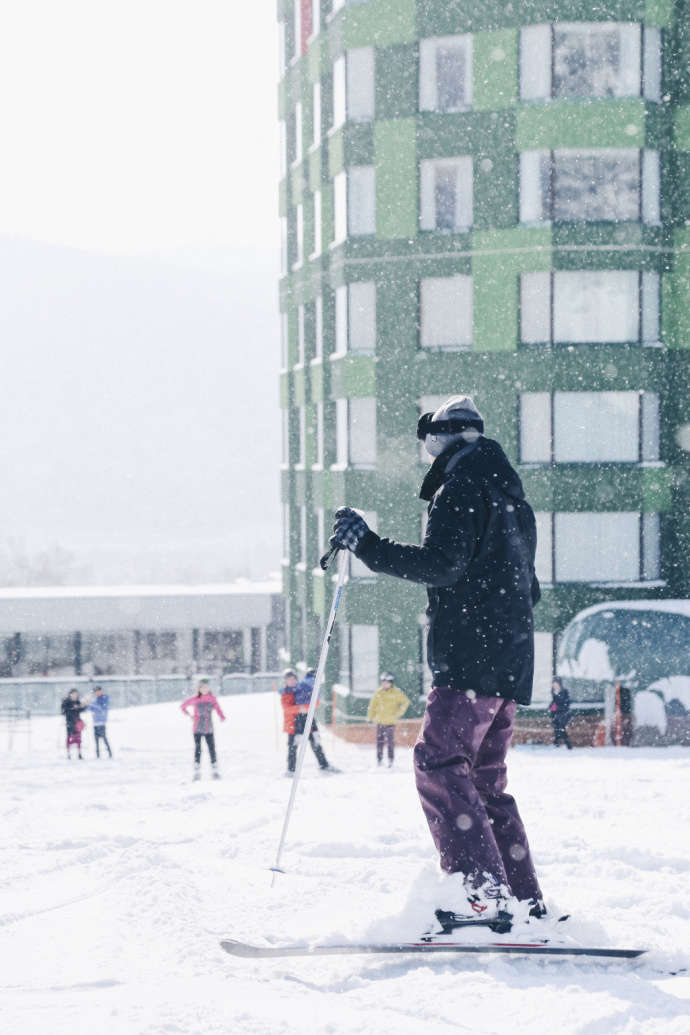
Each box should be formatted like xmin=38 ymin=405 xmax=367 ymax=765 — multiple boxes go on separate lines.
xmin=181 ymin=679 xmax=226 ymax=780
xmin=279 ymin=668 xmax=300 ymax=774
xmin=366 ymin=673 xmax=410 ymax=767
xmin=61 ymin=688 xmax=88 ymax=760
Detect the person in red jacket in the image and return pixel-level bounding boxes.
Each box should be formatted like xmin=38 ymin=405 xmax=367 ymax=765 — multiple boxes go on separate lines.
xmin=279 ymin=669 xmax=300 ymax=775
xmin=181 ymin=679 xmax=226 ymax=780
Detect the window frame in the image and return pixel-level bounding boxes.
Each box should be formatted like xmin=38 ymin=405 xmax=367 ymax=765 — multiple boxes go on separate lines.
xmin=519 ymin=148 xmax=660 ymax=226
xmin=519 ymin=389 xmax=660 ymax=464
xmin=419 ymin=34 xmax=473 ymax=113
xmin=519 ymin=22 xmax=662 ymax=102
xmin=519 ymin=270 xmax=660 ymax=346
xmin=419 ymin=156 xmax=473 ymax=232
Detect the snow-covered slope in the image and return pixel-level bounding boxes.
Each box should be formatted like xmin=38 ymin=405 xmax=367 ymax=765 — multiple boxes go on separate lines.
xmin=1 ymin=693 xmax=688 ymax=1034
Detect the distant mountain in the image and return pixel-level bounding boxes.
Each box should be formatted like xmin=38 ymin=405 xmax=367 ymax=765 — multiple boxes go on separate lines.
xmin=0 ymin=236 xmax=281 ymax=583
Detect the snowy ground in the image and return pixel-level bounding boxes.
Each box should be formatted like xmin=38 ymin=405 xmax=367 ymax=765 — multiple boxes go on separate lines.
xmin=1 ymin=693 xmax=689 ymax=1035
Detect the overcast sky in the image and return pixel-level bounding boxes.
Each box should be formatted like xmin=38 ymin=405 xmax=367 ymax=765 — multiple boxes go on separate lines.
xmin=0 ymin=0 xmax=279 ymax=257
xmin=0 ymin=2 xmax=283 ymax=584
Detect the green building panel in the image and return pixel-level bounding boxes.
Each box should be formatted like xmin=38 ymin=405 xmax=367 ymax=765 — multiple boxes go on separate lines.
xmin=516 ymin=100 xmax=647 ymax=152
xmin=342 ymin=0 xmax=416 ymax=49
xmin=472 ymin=29 xmax=518 ymax=112
xmin=374 ymin=118 xmax=417 ymax=239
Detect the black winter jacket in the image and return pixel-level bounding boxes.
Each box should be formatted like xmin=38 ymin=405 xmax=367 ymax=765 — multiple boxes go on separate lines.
xmin=61 ymin=697 xmax=87 ymax=734
xmin=355 ymin=437 xmax=540 ymax=705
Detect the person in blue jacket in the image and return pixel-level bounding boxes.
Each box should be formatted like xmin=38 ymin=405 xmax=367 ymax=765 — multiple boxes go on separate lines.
xmin=88 ymin=686 xmax=113 ymax=759
xmin=291 ymin=669 xmax=334 ymax=773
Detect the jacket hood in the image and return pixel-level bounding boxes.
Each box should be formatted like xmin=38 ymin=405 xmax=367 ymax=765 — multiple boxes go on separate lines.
xmin=420 ymin=436 xmax=525 ymax=502
xmin=459 ymin=437 xmax=525 ymax=500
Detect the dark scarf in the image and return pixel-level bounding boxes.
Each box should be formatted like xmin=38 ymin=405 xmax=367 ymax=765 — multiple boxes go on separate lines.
xmin=419 ymin=438 xmax=480 ymax=501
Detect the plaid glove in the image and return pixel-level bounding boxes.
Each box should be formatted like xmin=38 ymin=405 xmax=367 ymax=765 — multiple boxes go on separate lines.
xmin=330 ymin=507 xmax=370 ymax=553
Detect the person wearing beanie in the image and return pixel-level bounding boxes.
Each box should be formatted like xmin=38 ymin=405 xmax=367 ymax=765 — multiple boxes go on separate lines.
xmin=180 ymin=680 xmax=226 ymax=780
xmin=290 ymin=668 xmax=335 ymax=773
xmin=366 ymin=674 xmax=410 ymax=767
xmin=329 ymin=394 xmax=544 ymax=924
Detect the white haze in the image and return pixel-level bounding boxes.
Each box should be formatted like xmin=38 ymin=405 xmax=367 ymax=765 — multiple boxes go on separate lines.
xmin=0 ymin=2 xmax=281 ymax=584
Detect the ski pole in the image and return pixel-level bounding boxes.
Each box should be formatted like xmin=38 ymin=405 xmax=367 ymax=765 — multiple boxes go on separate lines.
xmin=270 ymin=546 xmax=348 ymax=882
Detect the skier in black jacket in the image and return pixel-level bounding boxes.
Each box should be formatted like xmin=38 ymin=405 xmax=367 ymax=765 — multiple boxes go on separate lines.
xmin=549 ymin=677 xmax=573 ymax=749
xmin=330 ymin=395 xmax=543 ymax=920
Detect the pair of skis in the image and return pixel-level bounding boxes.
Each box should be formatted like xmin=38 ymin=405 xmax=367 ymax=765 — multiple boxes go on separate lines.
xmin=220 ymin=912 xmax=645 ymax=962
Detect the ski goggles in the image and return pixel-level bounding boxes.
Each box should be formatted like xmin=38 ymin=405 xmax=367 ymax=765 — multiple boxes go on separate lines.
xmin=416 ymin=413 xmax=484 ymax=440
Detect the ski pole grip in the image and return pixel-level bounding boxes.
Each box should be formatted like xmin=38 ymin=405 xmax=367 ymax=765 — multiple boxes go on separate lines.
xmin=319 ymin=544 xmax=339 ymax=571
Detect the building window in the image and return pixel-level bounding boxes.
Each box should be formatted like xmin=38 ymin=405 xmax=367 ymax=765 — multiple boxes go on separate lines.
xmin=420 ymin=275 xmax=472 ymax=349
xmin=420 ymin=157 xmax=473 ymax=231
xmin=299 ymin=506 xmax=308 ymax=564
xmin=520 ymin=391 xmax=661 ymax=463
xmin=335 ymin=397 xmax=376 ymax=467
xmin=519 ymin=149 xmax=660 ymax=225
xmin=350 ymin=624 xmax=379 ymax=695
xmin=312 ymin=81 xmax=321 ymax=147
xmin=312 ymin=190 xmax=322 ymax=257
xmin=282 ymin=503 xmax=290 ymax=560
xmin=350 ymin=511 xmax=377 ymax=578
xmin=333 ymin=167 xmax=375 ymax=241
xmin=332 ymin=47 xmax=375 ymax=128
xmin=332 ymin=55 xmax=346 ymax=129
xmin=535 ymin=510 xmax=662 ymax=582
xmin=333 ymin=171 xmax=347 ymax=243
xmin=315 ymin=402 xmax=324 ymax=466
xmin=532 ymin=632 xmax=554 ymax=702
xmin=520 ymin=23 xmax=661 ymax=102
xmin=314 ymin=294 xmax=323 ymax=359
xmin=420 ymin=35 xmax=473 ymax=112
xmin=349 ymin=166 xmax=375 ymax=236
xmin=294 ymin=204 xmax=304 ymax=268
xmin=294 ymin=101 xmax=303 ymax=165
xmin=282 ymin=409 xmax=289 ymax=464
xmin=298 ymin=407 xmax=306 ymax=466
xmin=554 ymin=512 xmax=657 ymax=582
xmin=335 ymin=281 xmax=376 ymax=354
xmin=280 ymin=312 xmax=289 ymax=369
xmin=297 ymin=304 xmax=305 ymax=365
xmin=520 ymin=271 xmax=660 ymax=345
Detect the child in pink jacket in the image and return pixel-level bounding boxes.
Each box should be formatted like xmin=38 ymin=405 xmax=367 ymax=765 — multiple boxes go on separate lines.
xmin=181 ymin=679 xmax=226 ymax=780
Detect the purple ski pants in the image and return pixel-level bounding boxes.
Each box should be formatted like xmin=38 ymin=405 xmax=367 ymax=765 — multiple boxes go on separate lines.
xmin=414 ymin=687 xmax=542 ymax=902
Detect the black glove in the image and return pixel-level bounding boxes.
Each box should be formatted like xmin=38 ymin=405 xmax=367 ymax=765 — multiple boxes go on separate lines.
xmin=329 ymin=507 xmax=370 ymax=553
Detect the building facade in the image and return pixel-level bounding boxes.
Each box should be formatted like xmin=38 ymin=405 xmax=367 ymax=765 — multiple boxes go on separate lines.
xmin=0 ymin=584 xmax=284 ymax=678
xmin=277 ymin=0 xmax=690 ymax=719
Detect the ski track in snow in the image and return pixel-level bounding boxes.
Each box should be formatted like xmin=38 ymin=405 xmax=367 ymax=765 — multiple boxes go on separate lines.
xmin=0 ymin=693 xmax=688 ymax=1035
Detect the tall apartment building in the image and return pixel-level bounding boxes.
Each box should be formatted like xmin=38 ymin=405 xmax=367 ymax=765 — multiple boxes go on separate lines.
xmin=277 ymin=0 xmax=690 ymax=719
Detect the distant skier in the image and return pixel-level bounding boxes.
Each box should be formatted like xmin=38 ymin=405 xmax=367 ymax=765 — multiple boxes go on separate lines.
xmin=290 ymin=669 xmax=335 ymax=773
xmin=181 ymin=679 xmax=226 ymax=780
xmin=549 ymin=677 xmax=573 ymax=750
xmin=88 ymin=685 xmax=113 ymax=759
xmin=366 ymin=673 xmax=410 ymax=767
xmin=61 ymin=688 xmax=88 ymax=760
xmin=330 ymin=395 xmax=544 ymax=922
